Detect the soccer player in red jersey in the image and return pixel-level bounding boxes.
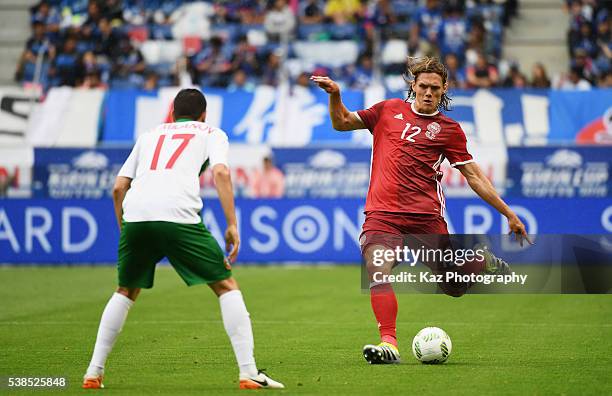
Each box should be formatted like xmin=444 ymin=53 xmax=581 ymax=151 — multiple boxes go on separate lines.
xmin=311 ymin=57 xmax=531 ymax=364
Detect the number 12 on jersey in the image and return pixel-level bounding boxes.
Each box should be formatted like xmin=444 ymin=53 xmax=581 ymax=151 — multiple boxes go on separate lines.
xmin=400 ymin=122 xmax=421 ymax=142
xmin=150 ymin=133 xmax=195 ymax=170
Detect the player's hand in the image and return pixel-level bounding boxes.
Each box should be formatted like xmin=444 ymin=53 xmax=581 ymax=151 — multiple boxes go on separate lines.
xmin=310 ymin=75 xmax=340 ymax=94
xmin=225 ymin=225 xmax=240 ymax=262
xmin=507 ymin=214 xmax=533 ymax=247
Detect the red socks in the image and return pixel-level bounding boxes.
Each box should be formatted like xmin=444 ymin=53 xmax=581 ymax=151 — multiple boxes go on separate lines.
xmin=370 ymin=283 xmax=398 ymax=347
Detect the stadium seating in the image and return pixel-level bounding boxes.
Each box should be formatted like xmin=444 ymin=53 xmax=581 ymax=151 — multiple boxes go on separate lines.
xmin=16 ymin=0 xmax=520 ymax=91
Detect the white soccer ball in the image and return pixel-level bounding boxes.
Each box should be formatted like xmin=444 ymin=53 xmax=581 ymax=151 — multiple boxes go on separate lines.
xmin=412 ymin=327 xmax=452 ymax=364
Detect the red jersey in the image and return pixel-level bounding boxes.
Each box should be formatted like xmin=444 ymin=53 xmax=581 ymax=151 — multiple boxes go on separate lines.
xmin=356 ymin=98 xmax=473 ymax=217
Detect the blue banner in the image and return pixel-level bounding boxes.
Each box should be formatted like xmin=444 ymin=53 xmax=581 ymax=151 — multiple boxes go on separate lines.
xmin=33 ymin=148 xmax=131 ymax=199
xmin=548 ymin=89 xmax=612 ymax=144
xmin=272 ymin=147 xmax=371 ymax=198
xmin=507 ymin=146 xmax=612 ymax=198
xmin=1 ymin=198 xmax=610 ymax=264
xmin=92 ymin=87 xmax=612 ymax=146
xmin=102 ymin=87 xmax=364 ymax=145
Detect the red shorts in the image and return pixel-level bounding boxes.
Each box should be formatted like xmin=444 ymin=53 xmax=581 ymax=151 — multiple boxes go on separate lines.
xmin=359 ymin=211 xmax=473 ymax=297
xmin=359 ymin=211 xmax=449 ymax=254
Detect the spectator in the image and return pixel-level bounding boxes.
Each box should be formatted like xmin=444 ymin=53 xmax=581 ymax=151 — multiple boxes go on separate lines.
xmin=502 ymin=64 xmax=528 ymax=88
xmin=599 ymin=70 xmax=612 ymax=87
xmin=93 ymin=17 xmax=121 ymax=59
xmin=80 ymin=70 xmax=107 ymax=89
xmin=30 ymin=1 xmax=60 ymax=37
xmin=264 ymin=0 xmax=296 ymax=41
xmin=81 ymin=0 xmax=104 ymax=40
xmin=238 ymin=0 xmax=265 ymax=25
xmin=102 ymin=0 xmax=123 ymax=23
xmin=251 ymin=156 xmax=285 ymax=198
xmin=530 ymin=63 xmax=551 ymax=88
xmin=572 ymin=22 xmax=598 ymax=58
xmin=416 ymin=0 xmax=443 ymax=43
xmin=557 ymin=66 xmax=592 ymax=90
xmin=572 ymin=47 xmax=596 ymax=83
xmin=143 ymin=71 xmax=159 ymax=91
xmin=325 ymin=0 xmax=362 ymax=25
xmin=369 ymin=0 xmax=397 ymax=29
xmin=210 ymin=3 xmax=230 ymax=24
xmin=50 ymin=36 xmax=81 ymax=86
xmin=111 ymin=38 xmax=145 ymax=86
xmin=15 ymin=21 xmax=55 ymax=83
xmin=348 ymin=53 xmax=374 ymax=90
xmin=407 ymin=24 xmax=436 ymax=59
xmin=594 ymin=18 xmax=612 ymax=76
xmin=444 ymin=53 xmax=466 ymax=89
xmin=299 ymin=0 xmax=324 ymax=25
xmin=230 ymin=35 xmax=260 ymax=76
xmin=439 ymin=6 xmax=467 ymax=57
xmin=194 ymin=36 xmax=232 ymax=87
xmin=568 ymin=0 xmax=589 ymax=48
xmin=465 ymin=20 xmax=496 ymax=65
xmin=0 ymin=171 xmax=13 ymax=197
xmin=81 ymin=50 xmax=100 ymax=76
xmin=261 ymin=52 xmax=281 ymax=86
xmin=466 ymin=52 xmax=499 ymax=88
xmin=228 ymin=69 xmax=256 ymax=92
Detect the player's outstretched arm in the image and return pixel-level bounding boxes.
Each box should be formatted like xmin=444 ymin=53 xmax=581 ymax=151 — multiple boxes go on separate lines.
xmin=112 ymin=176 xmax=132 ymax=231
xmin=458 ymin=162 xmax=533 ymax=246
xmin=310 ymin=75 xmax=365 ymax=131
xmin=212 ymin=164 xmax=240 ymax=262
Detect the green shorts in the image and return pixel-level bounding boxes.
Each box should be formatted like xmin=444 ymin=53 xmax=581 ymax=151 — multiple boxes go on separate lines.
xmin=117 ymin=221 xmax=231 ymax=289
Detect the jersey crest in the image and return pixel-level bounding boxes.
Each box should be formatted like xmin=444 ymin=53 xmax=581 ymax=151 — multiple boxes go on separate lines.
xmin=426 ymin=122 xmax=441 ymax=140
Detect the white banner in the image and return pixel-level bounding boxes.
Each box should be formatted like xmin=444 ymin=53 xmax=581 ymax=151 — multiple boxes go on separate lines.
xmin=0 ymin=87 xmax=39 ymax=147
xmin=27 ymin=87 xmax=104 ymax=147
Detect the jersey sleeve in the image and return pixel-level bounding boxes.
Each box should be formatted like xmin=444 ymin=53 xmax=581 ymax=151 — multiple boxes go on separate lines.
xmin=117 ymin=137 xmax=141 ymax=179
xmin=443 ymin=123 xmax=474 ymax=167
xmin=355 ymin=100 xmax=386 ymax=133
xmin=207 ymin=129 xmax=229 ymax=167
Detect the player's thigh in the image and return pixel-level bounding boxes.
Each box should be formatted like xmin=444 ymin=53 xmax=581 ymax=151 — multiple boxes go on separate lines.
xmin=165 ymin=222 xmax=232 ymax=287
xmin=363 ymin=242 xmax=398 ymax=279
xmin=118 ymin=222 xmax=165 ymax=289
xmin=360 ymin=216 xmax=404 ymax=277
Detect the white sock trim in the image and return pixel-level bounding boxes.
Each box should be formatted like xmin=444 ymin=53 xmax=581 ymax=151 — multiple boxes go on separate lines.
xmin=218 ymin=289 xmax=242 ymax=302
xmin=113 ymin=292 xmax=135 ymax=307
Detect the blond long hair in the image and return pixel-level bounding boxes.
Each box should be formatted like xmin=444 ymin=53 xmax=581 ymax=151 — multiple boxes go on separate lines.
xmin=404 ymin=57 xmax=452 ymax=111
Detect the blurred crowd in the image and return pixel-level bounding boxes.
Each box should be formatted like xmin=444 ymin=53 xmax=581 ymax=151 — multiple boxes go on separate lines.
xmin=562 ymin=0 xmax=612 ymax=89
xmin=13 ymin=0 xmax=611 ymax=92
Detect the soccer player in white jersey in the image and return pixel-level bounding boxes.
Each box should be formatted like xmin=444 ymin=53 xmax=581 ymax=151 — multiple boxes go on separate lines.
xmin=82 ymin=89 xmax=284 ymax=390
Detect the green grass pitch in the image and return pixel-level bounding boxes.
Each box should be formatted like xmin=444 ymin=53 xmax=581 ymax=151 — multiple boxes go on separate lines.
xmin=1 ymin=265 xmax=611 ymax=395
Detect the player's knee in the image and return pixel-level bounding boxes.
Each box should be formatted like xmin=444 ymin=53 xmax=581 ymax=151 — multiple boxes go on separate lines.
xmin=209 ymin=277 xmax=239 ymax=297
xmin=116 ymin=287 xmax=141 ymax=301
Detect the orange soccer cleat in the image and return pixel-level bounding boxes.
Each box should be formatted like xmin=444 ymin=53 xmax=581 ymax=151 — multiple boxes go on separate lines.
xmin=82 ymin=376 xmax=104 ymax=389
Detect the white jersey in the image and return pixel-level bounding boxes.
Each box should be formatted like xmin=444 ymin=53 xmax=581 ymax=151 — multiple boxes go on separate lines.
xmin=118 ymin=120 xmax=229 ymax=224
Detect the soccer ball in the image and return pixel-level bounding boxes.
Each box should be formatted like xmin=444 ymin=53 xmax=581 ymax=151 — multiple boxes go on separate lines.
xmin=411 ymin=327 xmax=452 ymax=364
